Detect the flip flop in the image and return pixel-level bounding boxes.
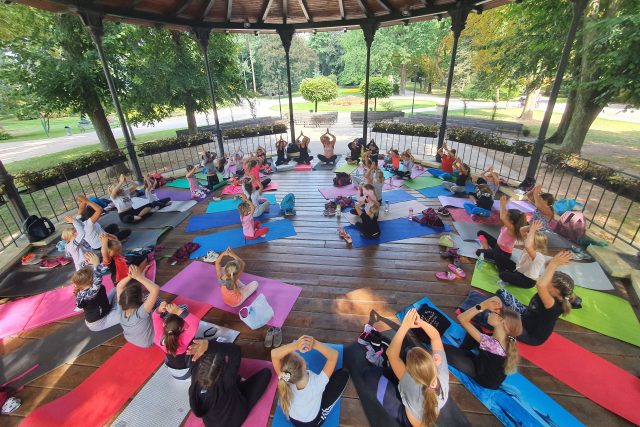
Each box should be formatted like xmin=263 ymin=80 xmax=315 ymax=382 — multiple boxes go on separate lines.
xmin=338 ymin=228 xmax=353 ymax=244
xmin=448 ymin=263 xmax=466 ymax=278
xmin=435 ymin=271 xmax=457 ymax=281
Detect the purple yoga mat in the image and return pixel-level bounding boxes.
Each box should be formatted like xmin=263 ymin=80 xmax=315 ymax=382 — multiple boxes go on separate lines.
xmin=438 ymin=195 xmax=536 ymax=213
xmin=161 ymin=261 xmax=301 ymax=328
xmin=155 ymin=188 xmax=206 ymax=202
xmin=319 ymin=182 xmax=395 ymax=200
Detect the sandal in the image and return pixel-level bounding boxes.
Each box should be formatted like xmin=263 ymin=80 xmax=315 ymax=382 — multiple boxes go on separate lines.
xmin=338 ymin=228 xmax=353 ymax=244
xmin=448 ymin=263 xmax=466 ymax=278
xmin=435 ymin=271 xmax=457 ymax=281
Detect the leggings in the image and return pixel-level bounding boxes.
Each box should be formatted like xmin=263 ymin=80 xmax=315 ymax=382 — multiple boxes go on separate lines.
xmin=361 ymin=367 xmax=411 ymax=427
xmin=443 ymin=344 xmax=478 ymax=381
xmin=259 ymin=178 xmax=271 ymax=188
xmin=238 ymin=368 xmax=273 ymax=419
xmin=463 ymin=202 xmax=491 ymax=218
xmin=442 ymin=181 xmax=466 ymax=194
xmin=206 ymin=174 xmax=220 ymax=190
xmin=476 ymin=231 xmax=516 ymax=272
xmin=317 ymin=154 xmax=337 ymax=164
xmin=290 ymin=369 xmax=350 ymax=427
xmin=244 ymin=220 xmax=268 ymax=240
xmin=103 ymin=223 xmax=131 ymax=243
xmin=499 ymin=270 xmax=536 ymax=289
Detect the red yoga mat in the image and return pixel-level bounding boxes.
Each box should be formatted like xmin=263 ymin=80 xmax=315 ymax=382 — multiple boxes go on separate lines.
xmin=519 ymin=333 xmax=640 ymax=425
xmin=21 ymin=296 xmax=211 ymax=427
xmin=293 ymin=163 xmax=312 ymax=171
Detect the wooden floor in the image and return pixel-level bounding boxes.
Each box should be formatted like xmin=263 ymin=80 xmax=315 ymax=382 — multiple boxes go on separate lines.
xmin=1 ymin=169 xmax=638 ymax=426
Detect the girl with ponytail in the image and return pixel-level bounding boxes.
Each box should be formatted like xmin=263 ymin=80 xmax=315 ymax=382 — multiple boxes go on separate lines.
xmin=497 ymin=250 xmax=576 ymax=346
xmin=187 ymin=339 xmax=272 ymax=427
xmin=215 ymin=247 xmax=259 ymax=307
xmin=272 ymin=335 xmax=350 ymax=426
xmin=444 ymin=296 xmax=523 ymax=389
xmin=152 ymin=302 xmax=199 ymax=371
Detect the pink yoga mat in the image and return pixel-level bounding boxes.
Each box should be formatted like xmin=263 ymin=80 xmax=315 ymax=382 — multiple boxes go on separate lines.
xmin=222 ymin=182 xmax=278 ymax=195
xmin=160 ymin=261 xmax=301 ymax=328
xmin=449 ymin=207 xmax=503 ymax=226
xmin=520 ymin=333 xmax=640 ymax=426
xmin=184 ymin=358 xmax=278 ymax=427
xmin=293 ymin=163 xmax=312 ymax=171
xmin=438 ymin=195 xmax=536 ymax=213
xmin=0 ymin=293 xmax=45 ymax=340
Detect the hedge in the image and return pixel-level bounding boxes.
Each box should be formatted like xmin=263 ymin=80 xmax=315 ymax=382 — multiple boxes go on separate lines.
xmin=544 ymin=150 xmax=640 ymax=201
xmin=15 ymin=149 xmax=127 ymax=191
xmin=223 ymin=122 xmax=288 ymax=140
xmin=372 ymin=122 xmax=438 ymax=138
xmin=136 ymin=133 xmax=213 ymax=156
xmin=447 ymin=127 xmax=533 ymax=157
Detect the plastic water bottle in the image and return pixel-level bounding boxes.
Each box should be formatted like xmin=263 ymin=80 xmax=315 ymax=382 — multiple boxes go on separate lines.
xmin=477 ymin=252 xmax=485 ymax=271
xmin=336 ymin=204 xmax=341 ymax=217
xmin=384 ymin=200 xmax=390 ymax=213
xmin=408 ymin=208 xmax=414 ymax=220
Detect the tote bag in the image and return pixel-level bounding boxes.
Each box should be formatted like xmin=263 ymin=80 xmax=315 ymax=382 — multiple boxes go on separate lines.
xmin=239 ymin=293 xmax=274 ymax=330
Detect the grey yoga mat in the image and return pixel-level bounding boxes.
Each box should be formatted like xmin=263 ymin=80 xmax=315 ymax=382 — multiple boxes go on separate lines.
xmin=452 ymin=222 xmax=501 ymax=241
xmin=98 ymin=210 xmax=191 ymax=230
xmin=451 ymin=234 xmax=482 ymax=259
xmin=123 ymin=228 xmax=170 ymax=250
xmin=0 ymin=319 xmax=122 ymax=389
xmin=196 ymin=320 xmax=240 ymax=343
xmin=0 ymin=263 xmax=74 ymax=297
xmin=132 ymin=198 xmax=197 ymax=212
xmin=313 ymin=155 xmax=341 ymax=171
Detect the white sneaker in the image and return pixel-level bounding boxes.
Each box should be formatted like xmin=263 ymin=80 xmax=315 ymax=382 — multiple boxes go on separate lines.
xmin=202 ymin=251 xmax=219 ymax=263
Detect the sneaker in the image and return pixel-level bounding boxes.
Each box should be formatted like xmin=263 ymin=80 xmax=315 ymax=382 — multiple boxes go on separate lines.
xmin=55 ymin=256 xmax=71 ymax=266
xmin=272 ymin=327 xmax=283 ymax=347
xmin=22 ymin=253 xmax=39 ymax=265
xmin=437 ymin=207 xmax=450 ymax=216
xmin=264 ymin=327 xmax=275 ymax=348
xmin=1 ymin=397 xmax=21 ymax=414
xmin=202 ymin=251 xmax=219 ymax=263
xmin=39 ymin=259 xmax=60 ymax=269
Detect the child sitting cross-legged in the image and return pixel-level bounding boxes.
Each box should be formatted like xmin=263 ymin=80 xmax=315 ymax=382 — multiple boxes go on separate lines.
xmin=442 ymin=159 xmax=471 ymax=195
xmin=498 ymin=220 xmax=548 ymax=289
xmin=463 ymin=183 xmax=494 ymax=218
xmin=152 ymin=302 xmax=199 ymax=374
xmin=238 ymin=198 xmax=269 ymax=240
xmin=73 ymin=252 xmax=119 ymax=332
xmin=186 ymin=164 xmax=210 ymax=199
xmin=214 ymin=247 xmax=259 ymax=308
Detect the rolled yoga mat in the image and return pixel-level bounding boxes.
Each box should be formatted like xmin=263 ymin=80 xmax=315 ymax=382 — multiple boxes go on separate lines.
xmin=271 ymin=344 xmax=344 ymax=427
xmin=471 ymin=262 xmax=640 ymax=347
xmin=186 ymin=203 xmax=282 ymax=232
xmin=98 ymin=209 xmax=191 ymax=229
xmin=21 ymin=297 xmax=211 ymax=427
xmin=160 ymin=261 xmax=301 ymax=328
xmin=397 ymin=296 xmax=583 ymax=427
xmin=205 ymin=193 xmax=277 ymax=213
xmin=183 ymin=359 xmax=279 ymax=427
xmin=345 ymin=200 xmax=426 ymax=225
xmin=0 ymin=263 xmax=75 ymax=297
xmin=345 ymin=218 xmax=451 ymax=248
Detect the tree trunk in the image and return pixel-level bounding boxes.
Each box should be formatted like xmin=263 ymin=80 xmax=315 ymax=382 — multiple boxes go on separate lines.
xmin=246 ymin=38 xmax=257 ymax=95
xmin=519 ymin=88 xmax=540 ymax=120
xmin=185 ymin=100 xmax=198 ymax=134
xmin=127 ymin=123 xmax=136 ymax=141
xmin=559 ymin=96 xmax=601 ymax=153
xmin=374 ymin=98 xmax=377 ymax=111
xmin=399 ymin=64 xmax=407 ymax=96
xmin=86 ymin=96 xmax=118 ymax=152
xmin=546 ymin=88 xmax=576 ymax=144
xmin=314 ymin=100 xmax=318 ymax=112
xmin=427 ymin=82 xmax=432 ymax=94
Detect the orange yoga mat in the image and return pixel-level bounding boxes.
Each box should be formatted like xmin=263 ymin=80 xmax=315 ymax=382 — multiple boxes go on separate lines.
xmin=519 ymin=333 xmax=640 ymax=426
xmin=22 ymin=296 xmax=210 ymax=427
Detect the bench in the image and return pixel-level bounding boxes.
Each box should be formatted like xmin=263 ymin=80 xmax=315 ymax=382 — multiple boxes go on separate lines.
xmin=351 ymin=111 xmax=405 ymax=125
xmin=289 ymin=112 xmax=338 ymax=127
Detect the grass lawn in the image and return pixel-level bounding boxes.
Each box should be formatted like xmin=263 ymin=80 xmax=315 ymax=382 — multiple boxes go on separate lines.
xmin=6 ymin=128 xmax=179 ymax=174
xmin=270 ymin=99 xmax=437 ymax=112
xmin=0 ymin=115 xmax=122 ymax=143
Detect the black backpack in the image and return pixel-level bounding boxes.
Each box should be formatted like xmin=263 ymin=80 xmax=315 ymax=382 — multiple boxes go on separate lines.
xmin=333 ymin=172 xmax=352 ymax=187
xmin=22 ymin=215 xmax=55 ymax=243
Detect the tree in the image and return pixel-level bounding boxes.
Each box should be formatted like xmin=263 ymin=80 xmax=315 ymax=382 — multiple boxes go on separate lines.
xmin=299 ymin=76 xmax=338 ymax=112
xmin=360 ymin=76 xmax=393 ymax=111
xmin=308 ymin=32 xmax=344 ymax=76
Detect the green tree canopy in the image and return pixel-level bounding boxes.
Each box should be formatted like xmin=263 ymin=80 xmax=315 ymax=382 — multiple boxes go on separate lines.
xmin=299 ymin=76 xmax=338 ymax=112
xmin=360 ymin=76 xmax=393 ymax=111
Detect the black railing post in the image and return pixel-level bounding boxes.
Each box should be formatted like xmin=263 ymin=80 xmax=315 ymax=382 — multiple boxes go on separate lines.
xmin=436 ymin=5 xmax=470 ymax=162
xmin=0 ymin=161 xmax=29 ymax=222
xmin=277 ymin=26 xmax=297 ymax=145
xmin=361 ymin=20 xmax=378 ymax=142
xmin=79 ymin=11 xmax=143 ymax=182
xmin=194 ymin=27 xmax=225 ymax=156
xmin=526 ymin=0 xmax=587 ymax=178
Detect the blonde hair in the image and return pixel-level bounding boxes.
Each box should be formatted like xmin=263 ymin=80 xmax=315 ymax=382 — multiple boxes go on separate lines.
xmin=533 ymin=232 xmax=548 ymax=254
xmin=109 ymin=185 xmax=124 ymax=197
xmin=223 ymin=261 xmax=240 ymax=291
xmin=552 ymin=271 xmax=575 ymax=316
xmin=368 ymin=203 xmax=380 ymax=217
xmin=72 ymin=267 xmax=93 ymax=289
xmin=61 ymin=227 xmax=76 ymax=242
xmin=406 ymin=347 xmax=439 ymax=427
xmin=501 ymin=308 xmax=523 ymax=375
xmin=375 ymin=170 xmax=384 ymax=183
xmin=107 ymin=239 xmax=122 ymax=256
xmin=238 ymin=201 xmax=252 ymax=217
xmin=276 ymin=353 xmax=306 ymax=418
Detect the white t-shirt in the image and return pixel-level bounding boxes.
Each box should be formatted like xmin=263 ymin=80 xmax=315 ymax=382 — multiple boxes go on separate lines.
xmin=83 ymin=219 xmax=105 ymax=250
xmin=287 ymin=370 xmax=329 ymax=422
xmin=112 ymin=195 xmax=133 ymax=213
xmin=516 ymin=250 xmax=546 ymax=280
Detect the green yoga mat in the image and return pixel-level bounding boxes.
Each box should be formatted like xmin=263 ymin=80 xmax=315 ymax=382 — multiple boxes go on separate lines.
xmin=334 ymin=162 xmax=359 ymax=174
xmin=471 ymin=263 xmax=640 ymax=347
xmin=403 ymin=176 xmax=443 ymax=190
xmin=165 ymin=178 xmax=207 ymax=189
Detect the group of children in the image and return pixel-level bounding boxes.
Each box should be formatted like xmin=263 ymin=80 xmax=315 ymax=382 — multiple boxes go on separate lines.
xmin=274 ymin=129 xmax=337 ymax=167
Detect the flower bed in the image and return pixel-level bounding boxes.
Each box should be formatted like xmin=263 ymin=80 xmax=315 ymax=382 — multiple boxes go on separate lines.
xmin=447 ymin=127 xmax=533 ymax=157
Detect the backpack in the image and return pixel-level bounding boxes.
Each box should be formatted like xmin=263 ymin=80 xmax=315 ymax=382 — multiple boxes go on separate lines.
xmin=286 ymin=143 xmax=300 ymax=158
xmin=281 ymin=193 xmax=296 ymax=216
xmin=554 ymin=211 xmax=586 ymax=242
xmin=553 ymin=198 xmax=584 ymax=216
xmin=334 ymin=196 xmax=355 ymax=209
xmin=22 ymin=215 xmax=55 ymax=243
xmin=333 ymin=172 xmax=352 ymax=187
xmin=414 ymin=208 xmax=445 ymax=228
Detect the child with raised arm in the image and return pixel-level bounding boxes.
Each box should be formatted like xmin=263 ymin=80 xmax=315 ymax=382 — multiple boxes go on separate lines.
xmin=100 ymin=233 xmax=149 ymax=285
xmin=152 ymin=302 xmax=199 ymax=372
xmin=437 ymin=143 xmax=457 ymax=174
xmin=186 ymin=164 xmax=210 ymax=199
xmin=214 ymin=247 xmax=259 ymax=308
xmin=243 ymin=177 xmax=270 ymax=217
xmin=346 ymin=138 xmax=363 ymax=165
xmin=73 ymin=252 xmax=119 ymax=331
xmin=116 ymin=264 xmax=160 ymax=348
xmin=445 ymin=297 xmax=523 ymax=389
xmin=317 ymin=128 xmax=338 ymax=165
xmin=481 ymin=166 xmax=501 ymax=194
xmin=462 ymin=183 xmax=494 ymax=217
xmin=442 ymin=159 xmax=471 ymax=194
xmin=272 ymin=335 xmax=350 ymax=426
xmin=296 ymin=132 xmax=313 ymax=165
xmin=110 ymin=174 xmax=153 ymax=224
xmin=143 ymin=176 xmax=171 ymax=209
xmin=499 ymin=220 xmax=548 ymax=289
xmin=524 ymin=185 xmax=555 ymax=231
xmin=366 ymin=139 xmax=380 ymax=163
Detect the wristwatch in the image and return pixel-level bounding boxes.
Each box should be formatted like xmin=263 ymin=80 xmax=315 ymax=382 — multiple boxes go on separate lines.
xmin=475 ymin=304 xmax=483 ymax=311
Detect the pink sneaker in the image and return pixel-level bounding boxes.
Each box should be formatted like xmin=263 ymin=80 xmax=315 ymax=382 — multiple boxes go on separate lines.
xmin=39 ymin=259 xmax=60 ymax=269
xmin=55 ymin=256 xmax=71 ymax=266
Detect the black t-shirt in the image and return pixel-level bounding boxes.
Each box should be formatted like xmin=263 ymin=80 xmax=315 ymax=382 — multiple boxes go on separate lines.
xmin=522 ymin=294 xmax=564 ymax=345
xmin=366 ymin=142 xmax=379 ymax=156
xmin=474 ymin=187 xmax=494 ymax=211
xmin=358 ymin=212 xmax=380 ymax=238
xmin=349 ymin=143 xmax=361 ymax=160
xmin=79 ymin=285 xmax=111 ymax=323
xmin=475 ymin=348 xmax=507 ymax=390
xmin=456 ymin=172 xmax=469 ymax=187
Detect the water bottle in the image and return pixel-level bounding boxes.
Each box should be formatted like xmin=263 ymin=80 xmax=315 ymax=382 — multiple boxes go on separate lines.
xmin=384 ymin=200 xmax=390 ymax=213
xmin=336 ymin=204 xmax=341 ymax=217
xmin=477 ymin=252 xmax=485 ymax=271
xmin=408 ymin=208 xmax=414 ymax=220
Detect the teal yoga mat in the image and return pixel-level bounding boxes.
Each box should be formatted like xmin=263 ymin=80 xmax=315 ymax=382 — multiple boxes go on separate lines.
xmin=205 ymin=193 xmax=277 ymax=213
xmin=189 ymin=219 xmax=296 ymax=257
xmin=471 ymin=263 xmax=640 ymax=347
xmin=165 ymin=178 xmax=207 ymax=189
xmin=403 ymin=176 xmax=443 ymax=190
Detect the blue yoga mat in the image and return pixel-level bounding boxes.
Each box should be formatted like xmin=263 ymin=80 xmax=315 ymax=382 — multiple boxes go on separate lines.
xmin=186 ymin=204 xmax=282 ymax=232
xmin=397 ymin=296 xmax=583 ymax=427
xmin=427 ymin=168 xmax=452 ymax=180
xmin=381 ymin=189 xmax=417 ymax=204
xmin=465 ymin=181 xmax=476 ymax=192
xmin=417 ymin=185 xmax=452 ymax=198
xmin=205 ymin=193 xmax=277 ymax=213
xmin=272 ymin=344 xmax=344 ymax=427
xmin=345 ymin=218 xmax=451 ymax=248
xmin=189 ymin=219 xmax=296 ymax=257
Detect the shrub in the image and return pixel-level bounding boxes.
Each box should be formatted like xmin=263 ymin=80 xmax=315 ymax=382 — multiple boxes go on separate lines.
xmin=359 ymin=76 xmax=393 ymax=111
xmin=0 ymin=131 xmax=10 ymax=141
xmin=223 ymin=122 xmax=288 ymax=140
xmin=300 ymin=77 xmax=339 ymax=112
xmin=447 ymin=127 xmax=533 ymax=157
xmin=372 ymin=122 xmax=438 ymax=138
xmin=136 ymin=133 xmax=213 ymax=156
xmin=379 ymin=100 xmax=394 ymax=111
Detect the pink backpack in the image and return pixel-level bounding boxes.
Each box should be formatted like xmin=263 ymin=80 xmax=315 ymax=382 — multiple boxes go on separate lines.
xmin=554 ymin=212 xmax=586 ymax=242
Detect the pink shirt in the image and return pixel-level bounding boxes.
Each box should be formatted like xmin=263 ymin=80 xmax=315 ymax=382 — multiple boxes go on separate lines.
xmin=241 ymin=212 xmax=255 ymax=237
xmin=187 ymin=176 xmax=198 ymax=192
xmin=152 ymin=312 xmax=199 ymax=356
xmin=497 ymin=226 xmax=517 ymax=253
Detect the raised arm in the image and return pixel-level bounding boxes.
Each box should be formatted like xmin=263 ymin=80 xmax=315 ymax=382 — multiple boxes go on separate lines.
xmin=532 ymin=186 xmax=553 ymax=217
xmin=99 ymin=233 xmax=111 ymax=264
xmin=536 ymin=251 xmax=573 ymax=309
xmin=78 ymin=195 xmax=103 ymax=223
xmin=271 ymin=339 xmax=303 ymax=375
xmin=227 ymin=249 xmax=246 ymax=272
xmin=388 ymin=308 xmax=420 ymax=379
xmin=129 ymin=265 xmax=160 ymax=314
xmin=457 ymin=297 xmax=502 ymax=344
xmin=499 ymin=196 xmax=515 ymax=234
xmin=110 ymin=175 xmax=127 ymax=199
xmin=524 ymin=220 xmax=543 ymax=259
xmin=312 ymin=339 xmax=339 ymax=377
xmin=185 ymin=167 xmax=195 ymax=178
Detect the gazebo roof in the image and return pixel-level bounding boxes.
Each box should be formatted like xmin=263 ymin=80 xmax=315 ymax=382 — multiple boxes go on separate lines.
xmin=14 ymin=0 xmax=511 ymax=32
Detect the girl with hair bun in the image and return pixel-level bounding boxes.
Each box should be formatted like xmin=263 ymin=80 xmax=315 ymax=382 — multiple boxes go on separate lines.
xmin=215 ymin=247 xmax=259 ymax=308
xmin=152 ymin=302 xmax=199 ymax=372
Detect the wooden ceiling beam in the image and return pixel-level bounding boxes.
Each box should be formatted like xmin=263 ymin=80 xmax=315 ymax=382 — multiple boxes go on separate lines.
xmin=298 ymin=0 xmax=311 ymax=22
xmin=226 ymin=0 xmax=232 ymax=21
xmin=170 ymin=0 xmax=195 ymax=17
xmin=260 ymin=0 xmax=274 ymax=23
xmin=355 ymin=0 xmax=372 ymax=17
xmin=200 ymin=0 xmax=216 ymax=20
xmin=338 ymin=0 xmax=345 ymax=19
xmin=129 ymin=0 xmax=143 ymax=9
